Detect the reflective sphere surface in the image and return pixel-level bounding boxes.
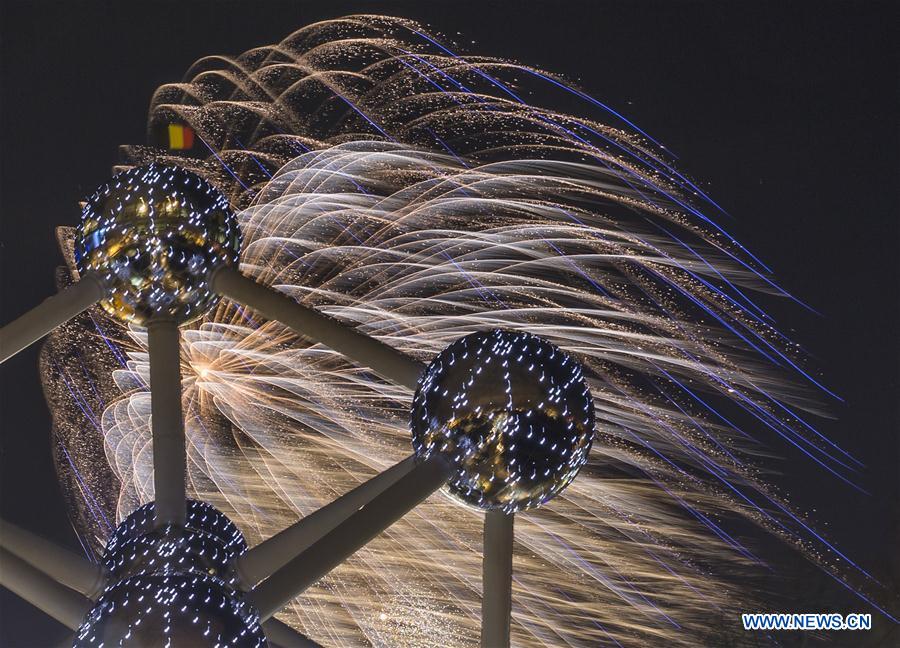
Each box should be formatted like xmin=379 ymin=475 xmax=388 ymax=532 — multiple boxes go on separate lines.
xmin=75 ymin=574 xmax=266 ymax=648
xmin=75 ymin=164 xmax=241 ymax=324
xmin=411 ymin=329 xmax=595 ymax=512
xmin=74 ymin=500 xmax=264 ymax=647
xmin=103 ymin=500 xmax=247 ymax=586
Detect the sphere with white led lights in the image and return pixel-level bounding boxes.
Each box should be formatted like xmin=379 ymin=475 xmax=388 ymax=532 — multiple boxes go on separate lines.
xmin=411 ymin=329 xmax=595 ymax=512
xmin=75 ymin=163 xmax=241 ymax=325
xmin=74 ymin=574 xmax=266 ymax=648
xmin=73 ymin=500 xmax=265 ymax=647
xmin=102 ymin=500 xmax=247 ymax=585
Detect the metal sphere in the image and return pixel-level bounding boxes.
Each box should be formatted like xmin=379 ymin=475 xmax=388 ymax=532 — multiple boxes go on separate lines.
xmin=75 ymin=164 xmax=241 ymax=325
xmin=74 ymin=574 xmax=266 ymax=648
xmin=103 ymin=500 xmax=247 ymax=586
xmin=411 ymin=329 xmax=595 ymax=512
xmin=75 ymin=501 xmax=263 ymax=647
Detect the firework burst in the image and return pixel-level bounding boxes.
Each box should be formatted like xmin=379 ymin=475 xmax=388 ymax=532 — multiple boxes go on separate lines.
xmin=39 ymin=15 xmax=895 ymax=646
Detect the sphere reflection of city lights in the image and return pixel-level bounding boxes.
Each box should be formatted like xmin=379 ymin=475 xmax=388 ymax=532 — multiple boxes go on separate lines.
xmin=74 ymin=500 xmax=265 ymax=648
xmin=74 ymin=164 xmax=241 ymax=325
xmin=411 ymin=329 xmax=595 ymax=513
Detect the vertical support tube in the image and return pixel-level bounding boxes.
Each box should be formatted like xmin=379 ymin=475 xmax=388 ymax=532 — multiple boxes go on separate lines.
xmin=0 ymin=274 xmax=103 ymax=364
xmin=0 ymin=548 xmax=92 ymax=630
xmin=249 ymin=455 xmax=451 ymax=620
xmin=237 ymin=455 xmax=417 ymax=587
xmin=147 ymin=319 xmax=186 ymax=527
xmin=481 ymin=511 xmax=514 ymax=648
xmin=0 ymin=519 xmax=106 ymax=599
xmin=211 ymin=267 xmax=425 ymax=390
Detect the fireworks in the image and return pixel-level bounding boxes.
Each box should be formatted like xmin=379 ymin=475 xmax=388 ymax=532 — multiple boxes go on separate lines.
xmin=39 ymin=15 xmax=895 ymax=647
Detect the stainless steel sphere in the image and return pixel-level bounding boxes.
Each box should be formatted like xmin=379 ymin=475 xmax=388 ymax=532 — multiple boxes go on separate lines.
xmin=74 ymin=574 xmax=266 ymax=648
xmin=411 ymin=329 xmax=595 ymax=512
xmin=74 ymin=500 xmax=264 ymax=647
xmin=102 ymin=500 xmax=247 ymax=586
xmin=75 ymin=164 xmax=241 ymax=325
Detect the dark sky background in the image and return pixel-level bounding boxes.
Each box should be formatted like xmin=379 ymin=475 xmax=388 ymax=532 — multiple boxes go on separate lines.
xmin=1 ymin=1 xmax=897 ymax=646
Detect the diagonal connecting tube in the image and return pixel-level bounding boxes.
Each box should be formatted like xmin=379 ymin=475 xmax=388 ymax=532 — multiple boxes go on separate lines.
xmin=247 ymin=455 xmax=452 ymax=620
xmin=262 ymin=618 xmax=325 ymax=648
xmin=0 ymin=519 xmax=106 ymax=599
xmin=236 ymin=455 xmax=417 ymax=587
xmin=210 ymin=266 xmax=425 ymax=390
xmin=0 ymin=548 xmax=93 ymax=630
xmin=0 ymin=273 xmax=104 ymax=364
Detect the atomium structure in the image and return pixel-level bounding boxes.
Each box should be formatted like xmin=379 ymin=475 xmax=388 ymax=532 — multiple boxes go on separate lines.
xmin=1 ymin=164 xmax=592 ymax=646
xmin=3 ymin=14 xmax=897 ymax=648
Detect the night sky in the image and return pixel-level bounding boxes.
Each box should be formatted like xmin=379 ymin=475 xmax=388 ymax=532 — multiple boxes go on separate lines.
xmin=1 ymin=1 xmax=897 ymax=645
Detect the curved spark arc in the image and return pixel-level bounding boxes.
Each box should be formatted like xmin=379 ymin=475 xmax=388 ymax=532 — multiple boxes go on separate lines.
xmin=39 ymin=14 xmax=896 ymax=647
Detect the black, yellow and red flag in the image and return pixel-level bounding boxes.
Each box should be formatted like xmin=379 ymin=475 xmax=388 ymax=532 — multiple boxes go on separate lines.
xmin=167 ymin=124 xmax=195 ymax=150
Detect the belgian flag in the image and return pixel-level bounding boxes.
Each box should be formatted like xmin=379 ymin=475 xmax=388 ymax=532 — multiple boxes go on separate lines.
xmin=167 ymin=124 xmax=195 ymax=150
